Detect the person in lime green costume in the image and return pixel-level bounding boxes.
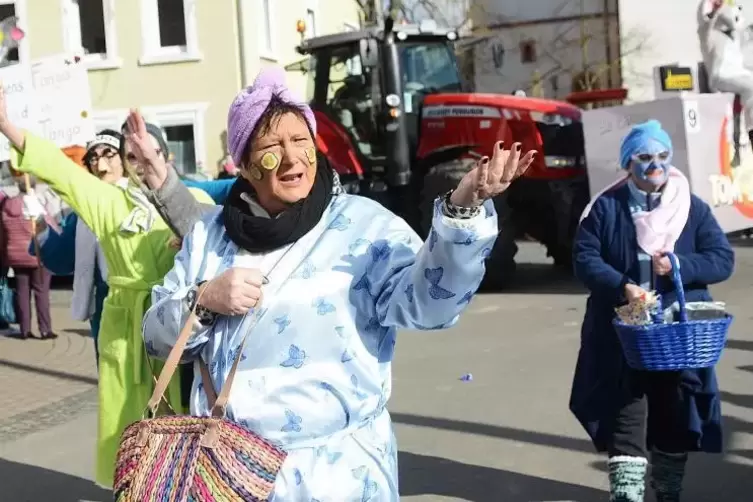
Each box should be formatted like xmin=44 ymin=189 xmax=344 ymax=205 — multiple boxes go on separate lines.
xmin=0 ymin=103 xmax=214 ymax=488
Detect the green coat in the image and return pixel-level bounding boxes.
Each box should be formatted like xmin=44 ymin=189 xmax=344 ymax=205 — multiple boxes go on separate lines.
xmin=12 ymin=133 xmax=213 ymax=487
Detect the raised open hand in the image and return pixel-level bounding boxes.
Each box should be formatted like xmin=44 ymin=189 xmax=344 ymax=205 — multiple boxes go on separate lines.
xmin=124 ymin=108 xmax=167 ymax=187
xmin=450 ymin=141 xmax=536 ymax=208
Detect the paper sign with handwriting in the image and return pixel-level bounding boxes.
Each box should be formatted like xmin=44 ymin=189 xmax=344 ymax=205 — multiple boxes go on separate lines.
xmin=31 ymin=57 xmax=94 ymax=148
xmin=0 ymin=64 xmax=36 ymax=162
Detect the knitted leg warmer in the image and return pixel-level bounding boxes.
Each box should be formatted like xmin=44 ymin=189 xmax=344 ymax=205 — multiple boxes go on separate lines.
xmin=608 ymin=456 xmax=648 ymax=502
xmin=649 ymin=449 xmax=687 ymax=502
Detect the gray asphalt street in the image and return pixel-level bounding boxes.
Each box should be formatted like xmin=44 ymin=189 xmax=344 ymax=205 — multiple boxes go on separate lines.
xmin=0 ymin=241 xmax=751 ymax=502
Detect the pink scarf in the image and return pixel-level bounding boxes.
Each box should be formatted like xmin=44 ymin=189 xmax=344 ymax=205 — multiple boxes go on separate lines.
xmin=579 ymin=166 xmax=691 ymax=255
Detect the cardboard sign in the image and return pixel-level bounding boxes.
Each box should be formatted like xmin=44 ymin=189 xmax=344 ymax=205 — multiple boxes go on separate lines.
xmin=31 ymin=57 xmax=94 ymax=148
xmin=583 ymin=93 xmax=753 ymax=234
xmin=0 ymin=64 xmax=35 ymax=161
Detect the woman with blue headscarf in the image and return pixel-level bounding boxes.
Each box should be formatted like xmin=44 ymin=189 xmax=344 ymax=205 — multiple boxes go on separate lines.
xmin=570 ymin=120 xmax=734 ymax=501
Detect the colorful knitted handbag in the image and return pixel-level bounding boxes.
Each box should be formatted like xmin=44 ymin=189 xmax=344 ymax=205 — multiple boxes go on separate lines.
xmin=113 ymin=304 xmax=287 ymax=501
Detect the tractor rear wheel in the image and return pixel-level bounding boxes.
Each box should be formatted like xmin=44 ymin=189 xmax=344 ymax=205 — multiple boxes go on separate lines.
xmin=419 ymin=158 xmax=518 ymax=289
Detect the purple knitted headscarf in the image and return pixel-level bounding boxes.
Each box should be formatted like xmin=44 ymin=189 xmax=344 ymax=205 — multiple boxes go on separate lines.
xmin=226 ymin=67 xmax=316 ymax=166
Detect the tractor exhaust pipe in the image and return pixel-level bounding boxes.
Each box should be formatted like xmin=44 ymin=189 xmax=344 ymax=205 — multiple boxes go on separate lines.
xmin=381 ymin=3 xmax=411 ymax=187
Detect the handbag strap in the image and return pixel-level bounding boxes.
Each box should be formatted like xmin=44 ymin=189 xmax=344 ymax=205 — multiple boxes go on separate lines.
xmin=144 ymin=286 xmax=265 ymax=416
xmin=145 ymin=291 xmax=206 ymax=416
xmin=145 ymin=239 xmax=307 ymax=417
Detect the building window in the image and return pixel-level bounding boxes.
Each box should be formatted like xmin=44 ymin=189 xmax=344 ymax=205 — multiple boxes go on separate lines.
xmin=520 ymin=40 xmax=537 ymax=64
xmin=0 ymin=1 xmax=20 ymax=64
xmin=139 ymin=0 xmax=201 ymax=66
xmin=141 ymin=102 xmax=208 ymax=175
xmin=164 ymin=124 xmax=195 ymax=175
xmin=259 ymin=0 xmax=276 ymax=60
xmin=157 ymin=0 xmax=186 ymax=47
xmin=61 ymin=0 xmax=120 ymax=70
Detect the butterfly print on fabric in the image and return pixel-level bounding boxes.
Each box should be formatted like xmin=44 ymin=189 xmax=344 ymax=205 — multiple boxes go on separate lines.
xmin=294 ymin=469 xmax=303 ymax=485
xmin=156 ymin=305 xmax=166 ymax=326
xmin=328 ymin=214 xmax=352 ymax=231
xmin=362 ymin=476 xmax=378 ymax=502
xmin=457 ymin=290 xmax=474 ymax=306
xmin=273 ymin=314 xmax=291 ymax=334
xmin=293 ymin=259 xmax=316 ymax=279
xmin=352 ymin=465 xmax=368 ymax=480
xmin=368 ymin=242 xmax=391 ymax=263
xmin=348 ymin=238 xmax=371 ymax=256
xmin=375 ymin=390 xmax=388 ymax=415
xmin=312 ymin=297 xmax=336 ymax=315
xmin=227 ymin=343 xmax=247 ymax=364
xmin=365 ymin=316 xmax=382 ymax=333
xmin=404 ymin=283 xmax=414 ymax=303
xmin=281 ymin=409 xmax=302 ymax=433
xmin=316 ymin=445 xmax=343 ymax=465
xmin=453 ymin=230 xmax=478 ymax=246
xmin=209 ymin=358 xmax=221 ymax=378
xmin=341 ymin=348 xmax=354 ymax=363
xmin=247 ymin=376 xmax=267 ymax=393
xmin=144 ymin=340 xmax=158 ymax=357
xmin=350 ymin=374 xmax=368 ymax=401
xmin=353 ymin=274 xmax=373 ymax=295
xmin=424 ymin=266 xmax=456 ymax=300
xmin=428 ymin=229 xmax=438 ymax=252
xmin=280 ymin=344 xmax=307 ymax=369
xmin=335 ymin=325 xmax=346 ymax=338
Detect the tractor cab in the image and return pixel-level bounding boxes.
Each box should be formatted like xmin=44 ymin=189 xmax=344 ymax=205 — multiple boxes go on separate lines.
xmin=287 ymin=19 xmax=593 ymax=284
xmin=287 ymin=21 xmax=463 ymax=196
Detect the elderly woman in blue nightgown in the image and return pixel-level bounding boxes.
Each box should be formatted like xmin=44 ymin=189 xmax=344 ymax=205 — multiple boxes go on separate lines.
xmin=141 ymin=67 xmax=536 ymax=501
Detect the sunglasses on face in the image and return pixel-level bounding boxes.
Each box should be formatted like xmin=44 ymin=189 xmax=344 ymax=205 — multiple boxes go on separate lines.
xmin=126 ymin=149 xmax=163 ymax=165
xmin=632 ymin=151 xmax=670 ymax=164
xmin=86 ymin=148 xmax=119 ymax=168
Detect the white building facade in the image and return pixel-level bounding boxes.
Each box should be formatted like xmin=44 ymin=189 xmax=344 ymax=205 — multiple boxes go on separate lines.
xmin=470 ymin=0 xmax=619 ymax=99
xmin=469 ymin=0 xmax=753 ymax=103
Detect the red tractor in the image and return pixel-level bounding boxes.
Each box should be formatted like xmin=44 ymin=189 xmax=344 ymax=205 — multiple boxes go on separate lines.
xmin=287 ymin=19 xmax=591 ymax=287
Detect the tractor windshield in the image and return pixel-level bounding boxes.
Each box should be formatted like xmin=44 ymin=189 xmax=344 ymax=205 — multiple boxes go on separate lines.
xmin=398 ymin=41 xmax=462 ymax=113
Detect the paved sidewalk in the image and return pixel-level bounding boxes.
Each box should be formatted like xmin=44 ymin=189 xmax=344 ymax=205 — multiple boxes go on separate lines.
xmin=0 ymin=289 xmax=96 ymax=426
xmin=1 ymin=244 xmax=752 ymax=501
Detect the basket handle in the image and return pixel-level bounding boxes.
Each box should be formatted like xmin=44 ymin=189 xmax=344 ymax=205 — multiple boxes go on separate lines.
xmin=663 ymin=252 xmax=687 ymax=323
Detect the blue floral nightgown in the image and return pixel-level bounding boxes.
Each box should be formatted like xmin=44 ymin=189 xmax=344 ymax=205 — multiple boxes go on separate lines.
xmin=142 ymin=191 xmax=499 ymax=501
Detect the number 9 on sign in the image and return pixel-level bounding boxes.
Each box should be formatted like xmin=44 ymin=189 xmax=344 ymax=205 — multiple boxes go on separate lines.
xmin=684 ymin=100 xmax=700 ymax=133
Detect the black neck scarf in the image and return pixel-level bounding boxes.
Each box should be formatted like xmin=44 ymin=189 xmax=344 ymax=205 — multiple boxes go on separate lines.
xmin=222 ymin=155 xmax=335 ymax=253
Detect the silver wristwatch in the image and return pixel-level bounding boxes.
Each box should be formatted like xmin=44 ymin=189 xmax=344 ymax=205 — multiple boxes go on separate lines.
xmin=185 ymin=281 xmax=217 ymax=326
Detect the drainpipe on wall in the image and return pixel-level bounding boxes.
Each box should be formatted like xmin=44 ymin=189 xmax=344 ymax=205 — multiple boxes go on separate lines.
xmin=603 ymin=0 xmax=613 ymax=88
xmin=235 ymin=0 xmax=249 ymax=87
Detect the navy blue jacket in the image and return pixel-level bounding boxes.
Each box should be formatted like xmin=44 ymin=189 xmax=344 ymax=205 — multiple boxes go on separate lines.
xmin=570 ymin=183 xmax=734 ymax=453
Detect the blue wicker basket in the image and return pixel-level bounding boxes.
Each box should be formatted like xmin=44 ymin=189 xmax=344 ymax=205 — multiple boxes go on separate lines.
xmin=613 ymin=253 xmax=732 ymax=371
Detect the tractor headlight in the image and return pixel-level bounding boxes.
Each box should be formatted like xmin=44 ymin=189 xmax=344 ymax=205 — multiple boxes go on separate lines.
xmin=545 ymin=156 xmax=578 ymax=168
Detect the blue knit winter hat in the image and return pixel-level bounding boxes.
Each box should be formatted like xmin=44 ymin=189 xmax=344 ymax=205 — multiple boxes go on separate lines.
xmin=619 ymin=120 xmax=673 ymax=169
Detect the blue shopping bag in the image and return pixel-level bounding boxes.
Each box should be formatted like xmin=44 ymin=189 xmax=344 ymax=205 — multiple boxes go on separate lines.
xmin=0 ymin=274 xmax=16 ymax=324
